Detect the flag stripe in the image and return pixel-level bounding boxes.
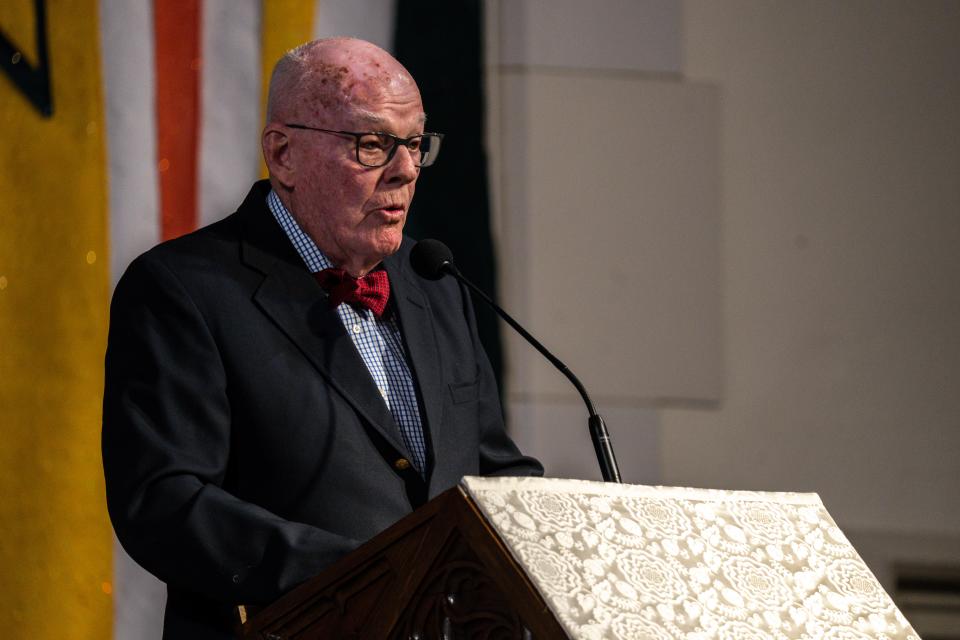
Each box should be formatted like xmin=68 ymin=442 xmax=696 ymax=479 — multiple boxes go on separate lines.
xmin=199 ymin=0 xmax=262 ymax=227
xmin=258 ymin=0 xmax=315 ymax=177
xmin=0 ymin=0 xmax=112 ymax=637
xmin=100 ymin=0 xmax=166 ymax=637
xmin=154 ymin=0 xmax=202 ymax=240
xmin=102 ymin=0 xmax=160 ymax=287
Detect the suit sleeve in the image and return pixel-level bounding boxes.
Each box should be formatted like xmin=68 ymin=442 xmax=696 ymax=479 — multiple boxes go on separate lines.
xmin=457 ymin=281 xmax=545 ymax=478
xmin=102 ymin=254 xmax=359 ymax=606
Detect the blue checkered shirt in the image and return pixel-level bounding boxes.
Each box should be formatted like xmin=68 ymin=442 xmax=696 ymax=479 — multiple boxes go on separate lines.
xmin=267 ymin=190 xmax=428 ymax=474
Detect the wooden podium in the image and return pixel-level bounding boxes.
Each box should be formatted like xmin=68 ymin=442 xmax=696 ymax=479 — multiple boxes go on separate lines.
xmin=240 ymin=477 xmax=920 ymax=640
xmin=238 ymin=482 xmax=560 ymax=639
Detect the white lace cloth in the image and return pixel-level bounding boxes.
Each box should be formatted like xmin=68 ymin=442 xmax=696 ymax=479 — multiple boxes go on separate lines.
xmin=461 ymin=476 xmax=919 ymax=640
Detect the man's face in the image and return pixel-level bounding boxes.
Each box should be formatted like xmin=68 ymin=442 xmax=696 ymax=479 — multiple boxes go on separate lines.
xmin=287 ymin=77 xmax=424 ymax=276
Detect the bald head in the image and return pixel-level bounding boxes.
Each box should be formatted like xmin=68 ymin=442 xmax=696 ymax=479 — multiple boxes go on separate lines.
xmin=266 ymin=37 xmax=420 ymax=125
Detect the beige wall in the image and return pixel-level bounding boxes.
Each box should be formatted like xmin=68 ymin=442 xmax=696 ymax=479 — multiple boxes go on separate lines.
xmin=665 ymin=0 xmax=960 ymax=534
xmin=488 ymin=0 xmax=960 ymax=584
xmin=488 ymin=0 xmax=721 ymax=484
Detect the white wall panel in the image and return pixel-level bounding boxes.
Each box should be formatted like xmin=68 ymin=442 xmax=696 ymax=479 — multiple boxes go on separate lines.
xmin=508 ymin=399 xmax=660 ymax=484
xmin=499 ymin=71 xmax=722 ymax=405
xmin=500 ymin=0 xmax=681 ymax=73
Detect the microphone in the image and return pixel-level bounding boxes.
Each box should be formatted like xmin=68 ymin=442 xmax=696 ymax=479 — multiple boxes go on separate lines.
xmin=409 ymin=238 xmax=454 ymax=280
xmin=410 ymin=239 xmax=622 ymax=483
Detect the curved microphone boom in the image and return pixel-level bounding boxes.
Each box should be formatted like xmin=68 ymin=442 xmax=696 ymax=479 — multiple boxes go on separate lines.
xmin=410 ymin=239 xmax=622 ymax=483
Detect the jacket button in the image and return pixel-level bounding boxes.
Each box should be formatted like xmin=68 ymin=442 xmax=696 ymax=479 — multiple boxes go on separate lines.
xmin=393 ymin=458 xmax=411 ymax=471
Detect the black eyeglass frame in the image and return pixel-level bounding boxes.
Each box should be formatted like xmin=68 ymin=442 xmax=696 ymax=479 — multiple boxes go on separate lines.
xmin=284 ymin=123 xmax=444 ymax=168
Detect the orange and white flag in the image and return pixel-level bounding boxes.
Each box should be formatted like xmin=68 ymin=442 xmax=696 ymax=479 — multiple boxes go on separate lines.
xmin=0 ymin=1 xmax=395 ymax=637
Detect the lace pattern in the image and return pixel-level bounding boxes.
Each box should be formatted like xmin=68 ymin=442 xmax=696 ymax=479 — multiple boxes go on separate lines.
xmin=461 ymin=476 xmax=918 ymax=640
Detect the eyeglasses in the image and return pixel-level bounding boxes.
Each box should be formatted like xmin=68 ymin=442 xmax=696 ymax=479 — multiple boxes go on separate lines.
xmin=284 ymin=124 xmax=444 ymax=168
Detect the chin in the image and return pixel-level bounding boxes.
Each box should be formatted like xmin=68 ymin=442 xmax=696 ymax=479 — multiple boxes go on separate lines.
xmin=375 ymin=231 xmax=404 ymax=256
xmin=380 ymin=241 xmax=403 ymax=258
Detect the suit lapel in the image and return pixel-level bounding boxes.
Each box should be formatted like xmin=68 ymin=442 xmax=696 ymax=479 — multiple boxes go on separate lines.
xmin=385 ymin=252 xmax=444 ymax=472
xmin=238 ymin=184 xmax=411 ymax=458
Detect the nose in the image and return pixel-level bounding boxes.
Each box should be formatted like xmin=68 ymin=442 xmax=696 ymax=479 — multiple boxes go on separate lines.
xmin=382 ymin=142 xmax=419 ymax=184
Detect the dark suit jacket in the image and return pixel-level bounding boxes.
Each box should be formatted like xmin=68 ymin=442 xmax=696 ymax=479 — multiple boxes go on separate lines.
xmin=102 ymin=181 xmax=542 ymax=639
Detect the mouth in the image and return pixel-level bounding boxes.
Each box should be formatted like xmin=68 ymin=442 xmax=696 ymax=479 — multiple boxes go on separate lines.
xmin=371 ymin=204 xmax=407 ymax=220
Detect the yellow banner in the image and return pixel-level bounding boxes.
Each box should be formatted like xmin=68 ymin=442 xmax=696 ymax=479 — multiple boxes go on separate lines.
xmin=0 ymin=0 xmax=112 ymax=637
xmin=259 ymin=0 xmax=316 ymax=177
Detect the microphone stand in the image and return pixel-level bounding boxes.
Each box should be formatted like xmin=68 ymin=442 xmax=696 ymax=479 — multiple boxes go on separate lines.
xmin=443 ymin=263 xmax=622 ymax=483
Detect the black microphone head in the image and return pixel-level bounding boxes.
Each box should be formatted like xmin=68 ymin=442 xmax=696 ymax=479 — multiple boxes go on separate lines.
xmin=410 ymin=239 xmax=454 ymax=280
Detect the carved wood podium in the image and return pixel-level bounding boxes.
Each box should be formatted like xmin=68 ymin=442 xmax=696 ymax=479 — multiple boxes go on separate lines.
xmin=240 ymin=477 xmax=920 ymax=639
xmin=239 ymin=481 xmax=562 ymax=639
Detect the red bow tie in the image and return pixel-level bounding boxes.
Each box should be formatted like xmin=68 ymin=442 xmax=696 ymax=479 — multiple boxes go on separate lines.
xmin=315 ymin=268 xmax=391 ymax=318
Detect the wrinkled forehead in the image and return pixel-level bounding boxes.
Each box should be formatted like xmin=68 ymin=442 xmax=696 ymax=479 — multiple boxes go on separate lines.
xmin=346 ymin=105 xmax=428 ymax=132
xmin=301 ymin=46 xmax=424 ymax=123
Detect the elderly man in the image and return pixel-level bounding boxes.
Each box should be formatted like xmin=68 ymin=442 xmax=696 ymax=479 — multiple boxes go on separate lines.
xmin=102 ymin=38 xmax=542 ymax=639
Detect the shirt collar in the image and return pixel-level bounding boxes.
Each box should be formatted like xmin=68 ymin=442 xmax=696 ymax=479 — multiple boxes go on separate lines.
xmin=266 ymin=189 xmax=334 ymax=273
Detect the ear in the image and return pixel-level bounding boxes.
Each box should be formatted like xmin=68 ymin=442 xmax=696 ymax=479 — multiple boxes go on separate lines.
xmin=262 ymin=125 xmax=295 ymax=188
